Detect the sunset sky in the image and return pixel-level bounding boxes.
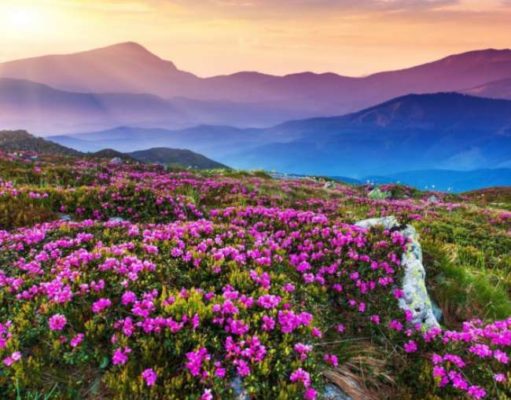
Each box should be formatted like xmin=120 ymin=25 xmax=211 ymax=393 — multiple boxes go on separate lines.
xmin=0 ymin=0 xmax=510 ymax=77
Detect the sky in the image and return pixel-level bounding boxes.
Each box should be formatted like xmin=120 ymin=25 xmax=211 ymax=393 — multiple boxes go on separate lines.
xmin=0 ymin=0 xmax=510 ymax=77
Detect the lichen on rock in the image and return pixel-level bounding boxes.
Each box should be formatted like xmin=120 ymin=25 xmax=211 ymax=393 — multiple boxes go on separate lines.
xmin=355 ymin=216 xmax=440 ymax=330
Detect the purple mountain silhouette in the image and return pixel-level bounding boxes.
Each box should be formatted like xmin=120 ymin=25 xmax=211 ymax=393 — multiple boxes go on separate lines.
xmin=1 ymin=43 xmax=511 ymax=131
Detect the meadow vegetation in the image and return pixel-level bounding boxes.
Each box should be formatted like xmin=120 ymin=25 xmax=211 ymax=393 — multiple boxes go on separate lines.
xmin=0 ymin=151 xmax=509 ymax=399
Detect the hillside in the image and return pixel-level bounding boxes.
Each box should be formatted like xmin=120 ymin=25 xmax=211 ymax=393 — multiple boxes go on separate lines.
xmin=464 ymin=78 xmax=511 ymax=100
xmin=0 ymin=78 xmax=303 ymax=134
xmin=0 ymin=152 xmax=509 ymax=399
xmin=0 ymin=130 xmax=80 ymax=156
xmin=129 ymin=147 xmax=229 ymax=169
xmin=53 ymin=93 xmax=511 ymax=181
xmin=2 ymin=43 xmax=511 ymax=129
xmin=366 ymin=168 xmax=511 ymax=192
xmin=0 ymin=130 xmax=227 ymax=170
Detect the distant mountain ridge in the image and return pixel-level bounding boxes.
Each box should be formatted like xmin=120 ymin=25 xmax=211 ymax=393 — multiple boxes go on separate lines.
xmin=2 ymin=43 xmax=511 ymax=133
xmin=0 ymin=130 xmax=226 ymax=170
xmin=0 ymin=78 xmax=302 ymax=134
xmin=51 ymin=93 xmax=511 ymax=178
xmin=129 ymin=148 xmax=228 ymax=169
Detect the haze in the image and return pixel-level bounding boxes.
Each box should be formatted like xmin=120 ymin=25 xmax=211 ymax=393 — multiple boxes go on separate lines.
xmin=0 ymin=0 xmax=511 ymax=77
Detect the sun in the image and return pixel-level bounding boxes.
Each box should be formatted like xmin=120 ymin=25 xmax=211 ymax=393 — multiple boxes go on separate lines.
xmin=6 ymin=6 xmax=42 ymax=31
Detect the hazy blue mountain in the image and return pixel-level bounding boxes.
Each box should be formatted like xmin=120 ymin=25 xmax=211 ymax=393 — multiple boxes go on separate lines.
xmin=50 ymin=93 xmax=511 ymax=181
xmin=365 ymin=169 xmax=511 ymax=192
xmin=0 ymin=78 xmax=306 ymax=134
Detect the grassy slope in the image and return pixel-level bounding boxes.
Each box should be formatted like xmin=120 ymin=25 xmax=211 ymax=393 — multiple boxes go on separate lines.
xmin=0 ymin=153 xmax=509 ymax=399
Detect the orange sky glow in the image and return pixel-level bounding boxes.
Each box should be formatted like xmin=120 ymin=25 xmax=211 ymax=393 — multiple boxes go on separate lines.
xmin=0 ymin=0 xmax=510 ymax=77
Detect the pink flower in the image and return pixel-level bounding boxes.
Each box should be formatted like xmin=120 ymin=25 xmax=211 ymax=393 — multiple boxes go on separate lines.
xmin=113 ymin=347 xmax=131 ymax=366
xmin=323 ymin=353 xmax=339 ymax=367
xmin=494 ymin=373 xmax=506 ymax=383
xmin=49 ymin=314 xmax=67 ymax=331
xmin=290 ymin=368 xmax=311 ymax=388
xmin=70 ymin=333 xmax=84 ymax=348
xmin=467 ymin=385 xmax=486 ymax=399
xmin=294 ymin=343 xmax=313 ymax=361
xmin=201 ymin=389 xmax=213 ymax=400
xmin=92 ymin=298 xmax=112 ymax=313
xmin=3 ymin=351 xmax=21 ymax=367
xmin=141 ymin=368 xmax=157 ymax=386
xmin=403 ymin=340 xmax=418 ymax=353
xmin=304 ymin=387 xmax=317 ymax=400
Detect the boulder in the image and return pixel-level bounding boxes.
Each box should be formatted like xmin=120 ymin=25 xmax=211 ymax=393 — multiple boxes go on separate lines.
xmin=355 ymin=216 xmax=440 ymax=330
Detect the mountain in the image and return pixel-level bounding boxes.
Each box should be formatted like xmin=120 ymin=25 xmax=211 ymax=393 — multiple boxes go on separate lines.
xmin=464 ymin=78 xmax=511 ymax=100
xmin=90 ymin=149 xmax=137 ymax=162
xmin=0 ymin=42 xmax=198 ymax=96
xmin=2 ymin=43 xmax=511 ymax=127
xmin=0 ymin=130 xmax=80 ymax=156
xmin=129 ymin=148 xmax=228 ymax=169
xmin=50 ymin=125 xmax=263 ymax=156
xmin=51 ymin=93 xmax=511 ymax=178
xmin=0 ymin=130 xmax=227 ymax=170
xmin=0 ymin=78 xmax=301 ymax=134
xmin=365 ymin=168 xmax=511 ymax=192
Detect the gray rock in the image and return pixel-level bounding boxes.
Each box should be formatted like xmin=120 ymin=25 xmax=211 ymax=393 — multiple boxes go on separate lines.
xmin=322 ymin=384 xmax=352 ymax=400
xmin=231 ymin=376 xmax=249 ymax=400
xmin=427 ymin=195 xmax=439 ymax=204
xmin=57 ymin=213 xmax=73 ymax=222
xmin=109 ymin=157 xmax=123 ymax=166
xmin=355 ymin=217 xmax=440 ymax=330
xmin=108 ymin=217 xmax=126 ymax=223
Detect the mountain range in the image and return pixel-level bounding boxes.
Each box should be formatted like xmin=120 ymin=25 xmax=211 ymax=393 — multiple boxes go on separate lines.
xmin=1 ymin=42 xmax=511 ymax=190
xmin=0 ymin=130 xmax=226 ymax=170
xmin=51 ymin=93 xmax=511 ymax=177
xmin=2 ymin=43 xmax=511 ymax=134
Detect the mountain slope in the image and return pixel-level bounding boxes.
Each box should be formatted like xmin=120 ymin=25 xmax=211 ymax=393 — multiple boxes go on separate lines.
xmin=232 ymin=93 xmax=511 ymax=176
xmin=0 ymin=42 xmax=198 ymax=96
xmin=2 ymin=43 xmax=511 ymax=120
xmin=0 ymin=78 xmax=306 ymax=134
xmin=0 ymin=130 xmax=80 ymax=156
xmin=366 ymin=168 xmax=511 ymax=192
xmin=129 ymin=148 xmax=229 ymax=169
xmin=0 ymin=130 xmax=228 ymax=170
xmin=52 ymin=93 xmax=511 ymax=178
xmin=464 ymin=78 xmax=511 ymax=100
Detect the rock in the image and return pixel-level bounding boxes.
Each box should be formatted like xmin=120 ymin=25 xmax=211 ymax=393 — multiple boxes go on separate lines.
xmin=431 ymin=299 xmax=443 ymax=323
xmin=427 ymin=195 xmax=439 ymax=204
xmin=108 ymin=217 xmax=125 ymax=223
xmin=355 ymin=216 xmax=440 ymax=330
xmin=323 ymin=383 xmax=353 ymax=400
xmin=109 ymin=157 xmax=123 ymax=166
xmin=57 ymin=213 xmax=73 ymax=222
xmin=324 ymin=181 xmax=337 ymax=190
xmin=231 ymin=376 xmax=249 ymax=400
xmin=368 ymin=188 xmax=391 ymax=200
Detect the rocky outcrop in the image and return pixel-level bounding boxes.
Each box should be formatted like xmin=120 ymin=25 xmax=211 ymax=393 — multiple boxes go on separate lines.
xmin=355 ymin=216 xmax=440 ymax=330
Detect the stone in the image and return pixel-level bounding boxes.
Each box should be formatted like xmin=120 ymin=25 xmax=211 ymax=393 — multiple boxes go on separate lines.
xmin=108 ymin=217 xmax=125 ymax=223
xmin=324 ymin=181 xmax=337 ymax=190
xmin=231 ymin=376 xmax=249 ymax=400
xmin=355 ymin=216 xmax=440 ymax=330
xmin=109 ymin=157 xmax=123 ymax=166
xmin=323 ymin=383 xmax=353 ymax=400
xmin=57 ymin=213 xmax=73 ymax=222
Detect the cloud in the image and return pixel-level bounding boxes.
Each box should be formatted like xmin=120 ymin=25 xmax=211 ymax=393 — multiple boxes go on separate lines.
xmin=169 ymin=0 xmax=458 ymax=12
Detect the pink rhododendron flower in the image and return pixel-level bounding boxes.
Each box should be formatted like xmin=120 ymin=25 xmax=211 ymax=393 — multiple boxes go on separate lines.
xmin=48 ymin=314 xmax=67 ymax=331
xmin=141 ymin=368 xmax=157 ymax=386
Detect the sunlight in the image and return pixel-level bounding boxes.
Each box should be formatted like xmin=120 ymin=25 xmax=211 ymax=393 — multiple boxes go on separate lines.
xmin=5 ymin=5 xmax=43 ymax=32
